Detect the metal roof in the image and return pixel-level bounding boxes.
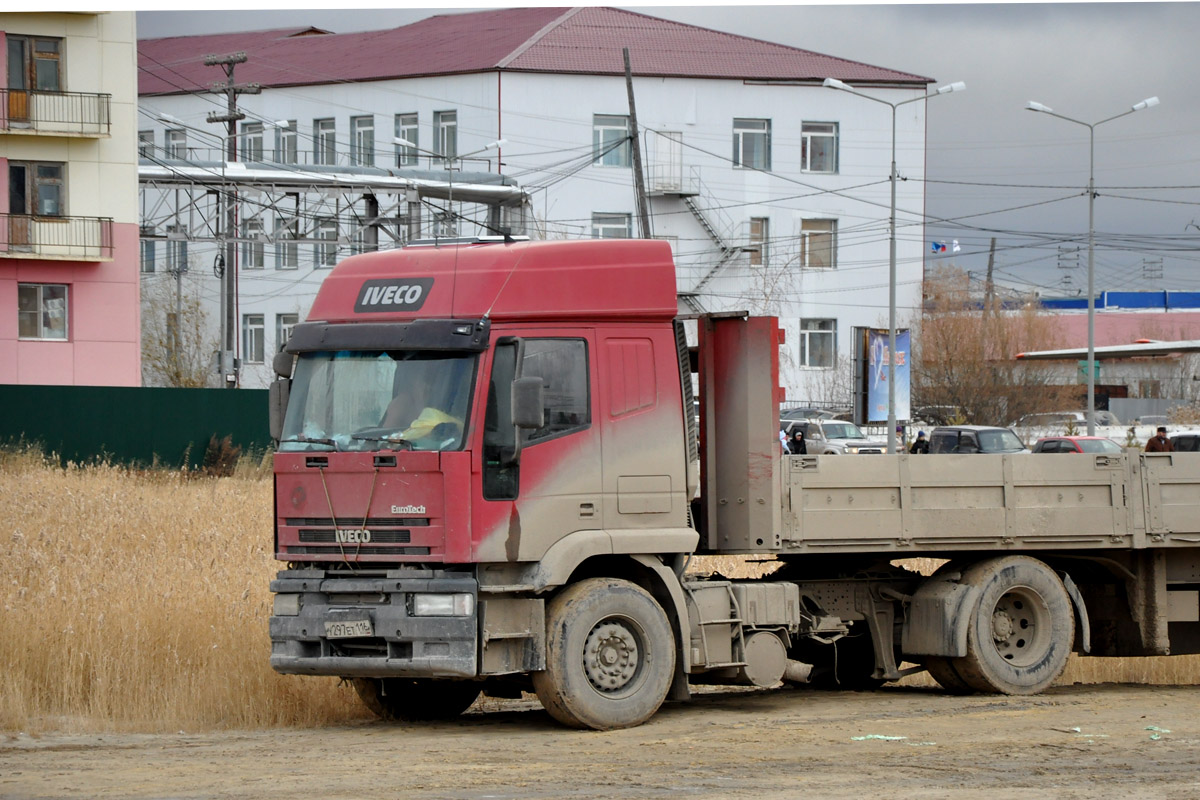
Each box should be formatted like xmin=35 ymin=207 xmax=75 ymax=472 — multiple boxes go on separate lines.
xmin=138 ymin=7 xmax=931 ymax=96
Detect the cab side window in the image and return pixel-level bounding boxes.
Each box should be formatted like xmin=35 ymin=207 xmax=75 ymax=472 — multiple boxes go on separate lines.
xmin=521 ymin=339 xmax=589 ymax=442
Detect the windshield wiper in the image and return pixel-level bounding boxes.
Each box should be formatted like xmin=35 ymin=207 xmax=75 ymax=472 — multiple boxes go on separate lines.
xmin=283 ymin=435 xmax=337 ymax=449
xmin=350 ymin=434 xmax=415 ymax=450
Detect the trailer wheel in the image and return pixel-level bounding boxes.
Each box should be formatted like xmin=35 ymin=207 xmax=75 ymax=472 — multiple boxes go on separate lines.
xmin=350 ymin=678 xmax=481 ymax=722
xmin=956 ymin=556 xmax=1074 ymax=695
xmin=923 ymin=656 xmax=976 ymax=695
xmin=532 ymin=577 xmax=675 ymax=730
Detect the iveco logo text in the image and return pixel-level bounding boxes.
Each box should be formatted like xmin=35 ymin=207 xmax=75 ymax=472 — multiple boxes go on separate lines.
xmin=392 ymin=504 xmax=426 ymax=515
xmin=354 ymin=278 xmax=433 ymax=313
xmin=335 ymin=529 xmax=371 ymax=544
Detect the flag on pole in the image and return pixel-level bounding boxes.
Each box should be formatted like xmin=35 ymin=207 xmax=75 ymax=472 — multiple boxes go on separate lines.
xmin=952 ymin=240 xmax=961 ymax=253
xmin=931 ymin=241 xmax=947 ymax=253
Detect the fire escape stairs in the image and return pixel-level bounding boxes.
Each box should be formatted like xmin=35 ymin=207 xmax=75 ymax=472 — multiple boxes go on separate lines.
xmin=683 ymin=195 xmax=743 ymax=299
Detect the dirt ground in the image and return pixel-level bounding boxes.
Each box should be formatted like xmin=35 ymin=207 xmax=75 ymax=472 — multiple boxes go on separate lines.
xmin=3 ymin=683 xmax=1198 ymax=800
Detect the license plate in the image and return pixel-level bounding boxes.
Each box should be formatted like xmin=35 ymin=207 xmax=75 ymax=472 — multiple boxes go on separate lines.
xmin=324 ymin=619 xmax=373 ymax=639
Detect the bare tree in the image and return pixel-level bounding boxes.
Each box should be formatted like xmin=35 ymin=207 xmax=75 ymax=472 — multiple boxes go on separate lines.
xmin=910 ymin=267 xmax=1076 ymax=425
xmin=141 ymin=271 xmax=219 ymax=388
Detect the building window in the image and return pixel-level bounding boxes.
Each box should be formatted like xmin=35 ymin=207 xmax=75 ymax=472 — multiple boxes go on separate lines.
xmin=593 ymin=114 xmax=631 ymax=167
xmin=7 ymin=35 xmax=62 ymax=93
xmin=140 ymin=237 xmax=156 ymax=274
xmin=591 ymin=212 xmax=632 ymax=239
xmin=276 ymin=313 xmax=299 ymax=350
xmin=314 ymin=118 xmax=336 ymax=165
xmin=315 ymin=217 xmax=338 ymax=267
xmin=733 ymin=118 xmax=771 ymax=170
xmin=274 ymin=121 xmax=297 ymax=164
xmin=242 ymin=218 xmax=264 ymax=269
xmin=350 ymin=115 xmax=375 ymax=166
xmin=165 ymin=129 xmax=187 ymax=159
xmin=799 ymin=319 xmax=836 ymax=368
xmin=801 ymin=122 xmax=838 ymax=174
xmin=748 ymin=217 xmax=769 ymax=267
xmin=275 ymin=216 xmax=298 ymax=269
xmin=395 ymin=113 xmax=418 ymax=166
xmin=242 ymin=314 xmax=265 ymax=364
xmin=800 ymin=219 xmax=836 ymax=269
xmin=434 ymin=110 xmax=457 ymax=159
xmin=165 ymin=224 xmax=188 ymax=273
xmin=241 ymin=122 xmax=264 ymax=162
xmin=8 ymin=161 xmax=64 ymax=217
xmin=138 ymin=130 xmax=155 ymax=158
xmin=17 ymin=283 xmax=68 ymax=340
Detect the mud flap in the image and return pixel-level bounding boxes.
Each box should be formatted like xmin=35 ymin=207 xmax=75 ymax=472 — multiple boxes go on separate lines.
xmin=901 ymin=579 xmax=981 ymax=658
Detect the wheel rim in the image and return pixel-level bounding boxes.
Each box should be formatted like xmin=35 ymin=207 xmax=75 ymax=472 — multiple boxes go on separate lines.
xmin=987 ymin=586 xmax=1052 ymax=668
xmin=583 ymin=616 xmax=645 ymax=697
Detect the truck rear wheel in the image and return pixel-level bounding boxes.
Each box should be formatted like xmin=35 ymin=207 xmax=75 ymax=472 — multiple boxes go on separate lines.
xmin=923 ymin=656 xmax=976 ymax=694
xmin=351 ymin=678 xmax=481 ymax=722
xmin=956 ymin=556 xmax=1074 ymax=695
xmin=532 ymin=577 xmax=675 ymax=730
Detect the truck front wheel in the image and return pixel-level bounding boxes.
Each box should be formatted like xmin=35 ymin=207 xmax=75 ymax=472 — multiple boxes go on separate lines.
xmin=956 ymin=556 xmax=1074 ymax=695
xmin=532 ymin=577 xmax=675 ymax=730
xmin=351 ymin=678 xmax=481 ymax=722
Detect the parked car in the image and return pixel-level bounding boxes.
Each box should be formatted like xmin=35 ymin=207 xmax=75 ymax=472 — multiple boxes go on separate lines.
xmin=1136 ymin=415 xmax=1169 ymax=427
xmin=1171 ymin=431 xmax=1200 ymax=452
xmin=1031 ymin=436 xmax=1123 ymax=454
xmin=799 ymin=419 xmax=887 ymax=455
xmin=781 ymin=407 xmax=838 ymax=421
xmin=929 ymin=425 xmax=1028 ymax=454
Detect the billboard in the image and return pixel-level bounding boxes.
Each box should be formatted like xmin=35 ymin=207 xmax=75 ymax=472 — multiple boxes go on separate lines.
xmin=865 ymin=329 xmax=911 ymax=423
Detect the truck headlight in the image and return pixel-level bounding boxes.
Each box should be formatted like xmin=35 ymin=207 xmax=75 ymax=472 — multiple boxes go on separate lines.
xmin=847 ymin=447 xmax=859 ymax=454
xmin=273 ymin=593 xmax=302 ymax=616
xmin=411 ymin=593 xmax=475 ymax=617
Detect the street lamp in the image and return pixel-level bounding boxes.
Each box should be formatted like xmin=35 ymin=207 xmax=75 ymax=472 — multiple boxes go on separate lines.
xmin=1025 ymin=96 xmax=1159 ymax=435
xmin=392 ymin=137 xmax=507 ymax=236
xmin=824 ymin=77 xmax=966 ymax=453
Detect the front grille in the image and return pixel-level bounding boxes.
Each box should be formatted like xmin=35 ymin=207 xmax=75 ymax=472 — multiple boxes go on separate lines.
xmin=286 ymin=546 xmax=431 ymax=556
xmin=298 ymin=530 xmax=412 ymax=543
xmin=285 ymin=517 xmax=429 ymax=527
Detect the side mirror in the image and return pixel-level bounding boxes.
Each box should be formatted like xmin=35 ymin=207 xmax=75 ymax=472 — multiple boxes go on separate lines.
xmin=512 ymin=376 xmax=545 ymax=430
xmin=268 ymin=380 xmax=289 ymax=442
xmin=273 ymin=350 xmax=294 ymax=379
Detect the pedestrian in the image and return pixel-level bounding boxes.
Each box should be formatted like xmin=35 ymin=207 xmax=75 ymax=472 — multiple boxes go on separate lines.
xmin=779 ymin=428 xmax=789 ymax=454
xmin=910 ymin=430 xmax=930 ymax=454
xmin=788 ymin=428 xmax=807 ymax=455
xmin=1145 ymin=426 xmax=1174 ymax=453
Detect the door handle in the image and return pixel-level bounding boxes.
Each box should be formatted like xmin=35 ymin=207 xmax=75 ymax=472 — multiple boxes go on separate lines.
xmin=579 ymin=502 xmax=596 ymax=518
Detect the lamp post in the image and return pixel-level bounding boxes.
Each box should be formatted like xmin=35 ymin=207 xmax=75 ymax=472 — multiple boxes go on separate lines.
xmin=393 ymin=137 xmax=506 ymax=236
xmin=824 ymin=78 xmax=965 ymax=453
xmin=1025 ymin=96 xmax=1159 ymax=436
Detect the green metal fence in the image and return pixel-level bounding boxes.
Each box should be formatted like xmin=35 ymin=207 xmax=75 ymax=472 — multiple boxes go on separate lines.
xmin=0 ymin=385 xmax=270 ymax=468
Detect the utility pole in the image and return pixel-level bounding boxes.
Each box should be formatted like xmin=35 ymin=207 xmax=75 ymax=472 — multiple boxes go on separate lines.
xmin=204 ymin=51 xmax=260 ymax=387
xmin=983 ymin=237 xmax=996 ymax=319
xmin=623 ymin=48 xmax=652 ymax=239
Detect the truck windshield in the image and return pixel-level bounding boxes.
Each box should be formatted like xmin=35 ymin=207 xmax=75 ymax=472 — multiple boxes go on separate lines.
xmin=279 ymin=350 xmax=476 ymax=452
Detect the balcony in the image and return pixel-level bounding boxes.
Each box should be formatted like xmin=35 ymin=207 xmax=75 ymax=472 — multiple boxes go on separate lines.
xmin=1 ymin=90 xmax=111 ymax=137
xmin=0 ymin=214 xmax=114 ymax=261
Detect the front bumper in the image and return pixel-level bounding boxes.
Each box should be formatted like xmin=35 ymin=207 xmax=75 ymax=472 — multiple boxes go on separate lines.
xmin=269 ymin=568 xmax=478 ymax=678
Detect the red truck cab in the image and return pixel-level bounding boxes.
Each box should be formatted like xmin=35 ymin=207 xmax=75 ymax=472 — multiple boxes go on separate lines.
xmin=268 ymin=237 xmax=700 ymax=719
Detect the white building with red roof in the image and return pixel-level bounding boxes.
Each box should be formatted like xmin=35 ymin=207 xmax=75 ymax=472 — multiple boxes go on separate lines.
xmin=137 ymin=7 xmax=936 ymax=399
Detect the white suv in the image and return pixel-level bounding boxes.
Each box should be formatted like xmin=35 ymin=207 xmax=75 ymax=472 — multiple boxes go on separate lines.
xmin=796 ymin=419 xmax=887 ymax=455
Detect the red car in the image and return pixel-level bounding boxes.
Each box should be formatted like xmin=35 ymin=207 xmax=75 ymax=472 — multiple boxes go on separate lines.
xmin=1031 ymin=436 xmax=1124 ymax=454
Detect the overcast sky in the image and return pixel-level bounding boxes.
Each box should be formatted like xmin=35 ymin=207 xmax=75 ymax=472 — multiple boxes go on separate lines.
xmin=136 ymin=2 xmax=1200 ymax=296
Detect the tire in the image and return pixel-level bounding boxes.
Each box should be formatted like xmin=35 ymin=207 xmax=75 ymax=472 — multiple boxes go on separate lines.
xmin=954 ymin=556 xmax=1074 ymax=695
xmin=351 ymin=678 xmax=481 ymax=722
xmin=532 ymin=577 xmax=675 ymax=730
xmin=923 ymin=655 xmax=976 ymax=695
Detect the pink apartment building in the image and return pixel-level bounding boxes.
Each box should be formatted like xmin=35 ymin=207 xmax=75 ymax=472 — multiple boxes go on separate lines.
xmin=0 ymin=12 xmax=140 ymax=386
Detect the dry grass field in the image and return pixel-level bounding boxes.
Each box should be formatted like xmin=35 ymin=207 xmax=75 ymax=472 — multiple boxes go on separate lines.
xmin=1 ymin=448 xmax=1196 ymax=734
